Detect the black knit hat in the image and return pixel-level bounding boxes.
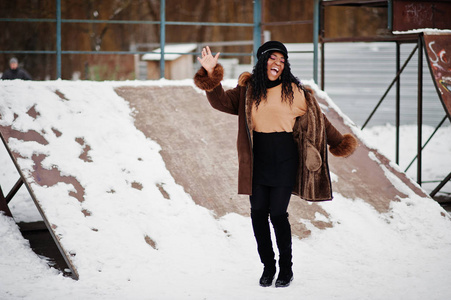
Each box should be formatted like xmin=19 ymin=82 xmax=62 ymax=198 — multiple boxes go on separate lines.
xmin=256 ymin=41 xmax=288 ymax=59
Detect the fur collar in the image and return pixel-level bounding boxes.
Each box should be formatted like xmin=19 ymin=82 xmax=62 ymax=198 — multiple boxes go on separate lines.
xmin=238 ymin=72 xmax=252 ymax=87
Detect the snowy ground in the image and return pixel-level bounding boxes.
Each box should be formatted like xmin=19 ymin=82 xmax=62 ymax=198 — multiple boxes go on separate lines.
xmin=0 ymin=79 xmax=450 ymax=300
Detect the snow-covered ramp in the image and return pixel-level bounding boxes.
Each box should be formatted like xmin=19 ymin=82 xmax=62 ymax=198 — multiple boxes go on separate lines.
xmin=1 ymin=80 xmax=451 ymax=300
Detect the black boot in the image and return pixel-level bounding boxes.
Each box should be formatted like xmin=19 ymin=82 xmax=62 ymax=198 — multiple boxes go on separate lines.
xmin=271 ymin=213 xmax=293 ymax=288
xmin=259 ymin=265 xmax=276 ymax=287
xmin=275 ymin=268 xmax=293 ymax=288
xmin=251 ymin=209 xmax=276 ymax=287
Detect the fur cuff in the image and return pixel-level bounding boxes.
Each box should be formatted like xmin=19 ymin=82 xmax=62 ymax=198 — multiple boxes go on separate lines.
xmin=193 ymin=64 xmax=224 ymax=92
xmin=329 ymin=133 xmax=358 ymax=157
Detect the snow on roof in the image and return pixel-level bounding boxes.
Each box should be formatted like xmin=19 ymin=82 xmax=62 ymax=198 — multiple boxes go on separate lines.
xmin=393 ymin=28 xmax=451 ymax=35
xmin=142 ymin=43 xmax=197 ymax=61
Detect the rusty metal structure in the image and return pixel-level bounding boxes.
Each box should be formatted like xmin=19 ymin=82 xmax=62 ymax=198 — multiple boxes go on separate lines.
xmin=318 ymin=0 xmax=451 ymax=202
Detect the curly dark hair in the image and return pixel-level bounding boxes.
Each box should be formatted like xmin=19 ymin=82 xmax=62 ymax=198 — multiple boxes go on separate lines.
xmin=250 ymin=51 xmax=302 ymax=108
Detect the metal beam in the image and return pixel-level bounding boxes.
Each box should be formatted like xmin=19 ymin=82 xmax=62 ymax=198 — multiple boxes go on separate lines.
xmin=405 ymin=115 xmax=447 ymax=173
xmin=56 ymin=0 xmax=61 ymax=79
xmin=321 ymin=0 xmax=388 ymax=6
xmin=159 ymin=0 xmax=166 ymax=79
xmin=430 ymin=172 xmax=451 ymax=198
xmin=0 ymin=185 xmax=13 ymax=218
xmin=6 ymin=178 xmax=24 ymax=204
xmin=253 ymin=0 xmax=262 ymax=62
xmin=0 ymin=18 xmax=254 ymax=27
xmin=313 ymin=0 xmax=320 ymax=84
xmin=361 ymin=45 xmax=418 ymax=129
xmin=417 ymin=35 xmax=423 ymax=186
xmin=261 ymin=20 xmax=312 ymax=26
xmin=395 ymin=41 xmax=400 ymax=164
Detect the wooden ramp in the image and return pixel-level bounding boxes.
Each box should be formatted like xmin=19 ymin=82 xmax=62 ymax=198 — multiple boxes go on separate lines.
xmin=115 ymin=83 xmax=432 ymax=238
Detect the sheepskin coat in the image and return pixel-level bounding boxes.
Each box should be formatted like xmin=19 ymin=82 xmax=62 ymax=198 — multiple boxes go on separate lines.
xmin=194 ymin=64 xmax=357 ymax=201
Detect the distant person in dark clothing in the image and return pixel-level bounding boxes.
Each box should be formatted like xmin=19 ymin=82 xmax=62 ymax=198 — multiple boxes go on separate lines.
xmin=1 ymin=57 xmax=32 ymax=80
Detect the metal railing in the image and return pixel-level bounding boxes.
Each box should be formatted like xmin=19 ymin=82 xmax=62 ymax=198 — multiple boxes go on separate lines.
xmin=0 ymin=0 xmax=319 ymax=82
xmin=318 ymin=1 xmax=450 ymax=199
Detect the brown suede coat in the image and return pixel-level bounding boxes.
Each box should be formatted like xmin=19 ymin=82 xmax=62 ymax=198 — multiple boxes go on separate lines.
xmin=194 ymin=64 xmax=357 ymax=201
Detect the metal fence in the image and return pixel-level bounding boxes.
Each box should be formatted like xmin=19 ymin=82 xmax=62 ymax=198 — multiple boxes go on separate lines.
xmin=0 ymin=0 xmax=320 ymax=81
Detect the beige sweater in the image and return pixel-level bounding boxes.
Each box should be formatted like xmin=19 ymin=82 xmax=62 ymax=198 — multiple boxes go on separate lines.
xmin=251 ymin=83 xmax=307 ymax=133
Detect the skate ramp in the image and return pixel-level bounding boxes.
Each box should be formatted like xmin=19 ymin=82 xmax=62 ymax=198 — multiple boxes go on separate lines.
xmin=115 ymin=82 xmax=431 ymax=237
xmin=115 ymin=86 xmax=247 ymax=217
xmin=0 ymin=79 xmax=439 ymax=282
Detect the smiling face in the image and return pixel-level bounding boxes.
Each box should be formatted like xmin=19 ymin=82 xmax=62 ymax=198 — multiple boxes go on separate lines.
xmin=266 ymin=51 xmax=285 ymax=81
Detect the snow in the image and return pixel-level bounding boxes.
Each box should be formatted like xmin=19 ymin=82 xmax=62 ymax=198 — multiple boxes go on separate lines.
xmin=393 ymin=28 xmax=451 ymax=35
xmin=363 ymin=123 xmax=451 ymax=194
xmin=1 ymin=78 xmax=451 ymax=300
xmin=142 ymin=44 xmax=198 ymax=61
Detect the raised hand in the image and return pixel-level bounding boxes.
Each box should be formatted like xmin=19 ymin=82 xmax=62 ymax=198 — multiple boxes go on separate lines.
xmin=197 ymin=46 xmax=220 ymax=75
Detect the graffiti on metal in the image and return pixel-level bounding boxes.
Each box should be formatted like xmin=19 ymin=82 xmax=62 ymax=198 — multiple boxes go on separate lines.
xmin=423 ymin=32 xmax=451 ymax=119
xmin=393 ymin=1 xmax=451 ymax=32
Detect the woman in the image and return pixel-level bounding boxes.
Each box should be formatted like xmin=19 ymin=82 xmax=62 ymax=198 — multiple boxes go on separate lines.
xmin=194 ymin=41 xmax=357 ymax=288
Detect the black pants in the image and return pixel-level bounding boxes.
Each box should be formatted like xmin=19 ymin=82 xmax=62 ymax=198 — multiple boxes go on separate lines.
xmin=250 ymin=131 xmax=295 ymax=270
xmin=250 ymin=183 xmax=293 ymax=270
xmin=250 ymin=183 xmax=292 ymax=218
